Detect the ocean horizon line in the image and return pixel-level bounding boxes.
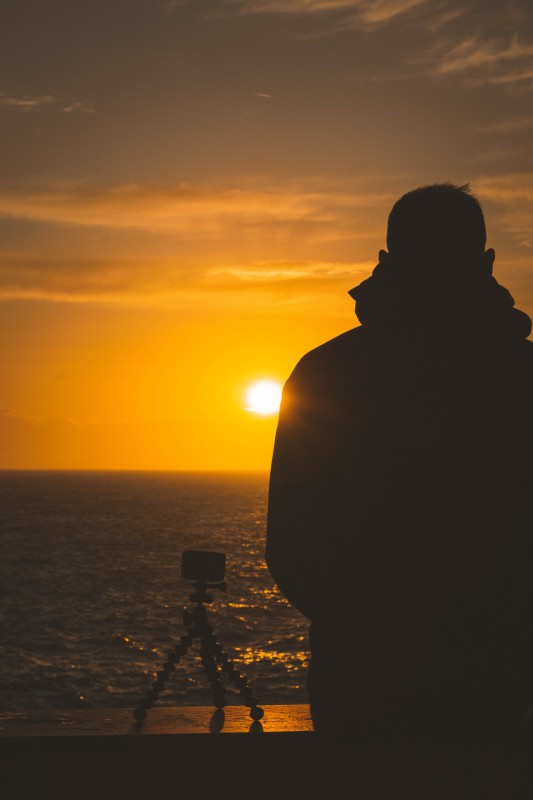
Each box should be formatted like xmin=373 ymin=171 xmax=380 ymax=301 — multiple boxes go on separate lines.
xmin=0 ymin=467 xmax=270 ymax=474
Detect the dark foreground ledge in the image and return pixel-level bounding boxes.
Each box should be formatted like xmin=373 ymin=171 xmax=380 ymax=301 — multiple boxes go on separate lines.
xmin=0 ymin=703 xmax=313 ymax=737
xmin=1 ymin=706 xmax=532 ymax=800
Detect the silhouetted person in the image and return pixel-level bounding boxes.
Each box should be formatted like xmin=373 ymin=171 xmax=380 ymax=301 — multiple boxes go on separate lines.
xmin=266 ymin=184 xmax=533 ymax=739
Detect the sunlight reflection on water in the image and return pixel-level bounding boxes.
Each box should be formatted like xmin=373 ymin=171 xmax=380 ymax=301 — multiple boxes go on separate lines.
xmin=0 ymin=471 xmax=309 ymax=708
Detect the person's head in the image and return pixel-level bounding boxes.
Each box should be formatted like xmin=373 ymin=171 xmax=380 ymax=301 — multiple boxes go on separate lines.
xmin=386 ymin=183 xmax=491 ymax=271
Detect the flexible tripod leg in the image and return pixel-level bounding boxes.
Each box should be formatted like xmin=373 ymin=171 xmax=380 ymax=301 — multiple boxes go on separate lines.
xmin=200 ymin=633 xmax=228 ymax=709
xmin=133 ymin=595 xmax=264 ymax=723
xmin=210 ymin=639 xmax=264 ymax=720
xmin=198 ymin=605 xmax=264 ymax=720
xmin=132 ymin=627 xmax=196 ymax=721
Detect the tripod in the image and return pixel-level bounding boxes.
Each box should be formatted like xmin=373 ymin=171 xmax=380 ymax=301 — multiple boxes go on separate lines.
xmin=133 ymin=577 xmax=264 ymax=723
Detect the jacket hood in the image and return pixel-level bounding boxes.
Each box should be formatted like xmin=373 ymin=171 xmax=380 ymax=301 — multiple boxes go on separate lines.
xmin=349 ymin=258 xmax=532 ymax=341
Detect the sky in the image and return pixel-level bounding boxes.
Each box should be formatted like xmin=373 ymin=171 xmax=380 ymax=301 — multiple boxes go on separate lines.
xmin=1 ymin=0 xmax=532 ymax=470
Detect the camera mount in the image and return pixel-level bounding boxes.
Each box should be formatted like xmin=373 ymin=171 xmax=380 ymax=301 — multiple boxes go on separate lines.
xmin=133 ymin=551 xmax=264 ymax=725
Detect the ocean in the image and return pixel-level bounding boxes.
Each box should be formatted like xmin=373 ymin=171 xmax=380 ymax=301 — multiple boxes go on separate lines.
xmin=0 ymin=471 xmax=309 ymax=709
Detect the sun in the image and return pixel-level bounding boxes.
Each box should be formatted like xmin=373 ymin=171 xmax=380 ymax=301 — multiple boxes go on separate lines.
xmin=245 ymin=380 xmax=282 ymax=415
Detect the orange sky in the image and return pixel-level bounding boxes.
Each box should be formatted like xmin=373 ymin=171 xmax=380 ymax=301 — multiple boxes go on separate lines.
xmin=1 ymin=0 xmax=532 ymax=469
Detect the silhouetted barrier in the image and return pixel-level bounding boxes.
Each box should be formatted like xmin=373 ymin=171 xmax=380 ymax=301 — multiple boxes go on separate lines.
xmin=2 ymin=707 xmax=532 ymax=800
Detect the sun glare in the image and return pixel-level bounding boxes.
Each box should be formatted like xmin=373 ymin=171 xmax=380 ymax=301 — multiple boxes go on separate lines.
xmin=245 ymin=380 xmax=282 ymax=415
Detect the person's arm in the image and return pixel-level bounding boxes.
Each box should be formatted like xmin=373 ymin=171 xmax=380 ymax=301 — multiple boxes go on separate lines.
xmin=266 ymin=357 xmax=336 ymax=619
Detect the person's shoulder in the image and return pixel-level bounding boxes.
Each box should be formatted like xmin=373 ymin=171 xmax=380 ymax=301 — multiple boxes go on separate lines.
xmin=288 ymin=326 xmax=366 ymax=383
xmin=504 ymin=336 xmax=533 ymax=365
xmin=516 ymin=336 xmax=533 ymax=372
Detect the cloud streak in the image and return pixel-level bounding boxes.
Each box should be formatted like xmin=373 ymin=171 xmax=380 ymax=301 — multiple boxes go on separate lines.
xmin=415 ymin=32 xmax=533 ymax=90
xmin=0 ymin=94 xmax=56 ymax=111
xmin=0 ymin=255 xmax=369 ymax=306
xmin=476 ymin=171 xmax=533 ymax=204
xmin=475 ymin=171 xmax=533 ymax=249
xmin=210 ymin=259 xmax=369 ymax=289
xmin=477 ymin=117 xmax=533 ymax=133
xmin=1 ymin=174 xmax=529 ymax=306
xmin=0 ymin=177 xmax=401 ymax=304
xmin=184 ymin=0 xmax=533 ymax=93
xmin=211 ymin=0 xmax=430 ymax=29
xmin=0 ymin=180 xmax=392 ymax=233
xmin=436 ymin=36 xmax=533 ymax=75
xmin=0 ymin=94 xmax=94 ymax=113
xmin=63 ymin=101 xmax=95 ymax=114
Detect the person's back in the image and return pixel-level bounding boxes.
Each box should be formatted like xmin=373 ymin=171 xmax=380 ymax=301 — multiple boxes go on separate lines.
xmin=266 ymin=184 xmax=533 ymax=739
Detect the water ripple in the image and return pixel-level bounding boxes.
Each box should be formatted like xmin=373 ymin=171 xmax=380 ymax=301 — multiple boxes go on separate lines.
xmin=0 ymin=471 xmax=309 ymax=708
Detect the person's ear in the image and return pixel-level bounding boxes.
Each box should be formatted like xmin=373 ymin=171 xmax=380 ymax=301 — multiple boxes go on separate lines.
xmin=483 ymin=248 xmax=495 ymax=275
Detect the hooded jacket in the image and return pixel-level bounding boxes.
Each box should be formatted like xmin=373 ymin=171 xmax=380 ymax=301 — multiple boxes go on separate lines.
xmin=266 ymin=259 xmax=533 ymax=736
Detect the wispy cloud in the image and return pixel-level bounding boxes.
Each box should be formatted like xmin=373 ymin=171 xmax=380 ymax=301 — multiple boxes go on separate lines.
xmin=489 ymin=66 xmax=533 ymax=88
xmin=0 ymin=179 xmax=392 ymax=233
xmin=469 ymin=147 xmax=529 ymax=165
xmin=0 ymin=407 xmax=39 ymax=423
xmin=206 ymin=0 xmax=430 ymax=30
xmin=229 ymin=0 xmax=359 ymax=11
xmin=0 ymin=94 xmax=94 ymax=113
xmin=0 ymin=254 xmax=369 ymax=306
xmin=0 ymin=94 xmax=55 ymax=111
xmin=187 ymin=0 xmax=533 ymax=93
xmin=477 ymin=117 xmax=533 ymax=134
xmin=0 ymin=176 xmax=403 ymax=304
xmin=416 ymin=34 xmax=533 ymax=90
xmin=210 ymin=259 xmax=368 ymax=285
xmin=63 ymin=101 xmax=95 ymax=114
xmin=0 ymin=255 xmax=197 ymax=305
xmin=476 ymin=172 xmax=533 ymax=204
xmin=475 ymin=172 xmax=533 ymax=249
xmin=354 ymin=0 xmax=427 ymax=27
xmin=417 ymin=5 xmax=464 ymax=34
xmin=207 ymin=259 xmax=371 ymax=308
xmin=436 ymin=36 xmax=533 ymax=75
